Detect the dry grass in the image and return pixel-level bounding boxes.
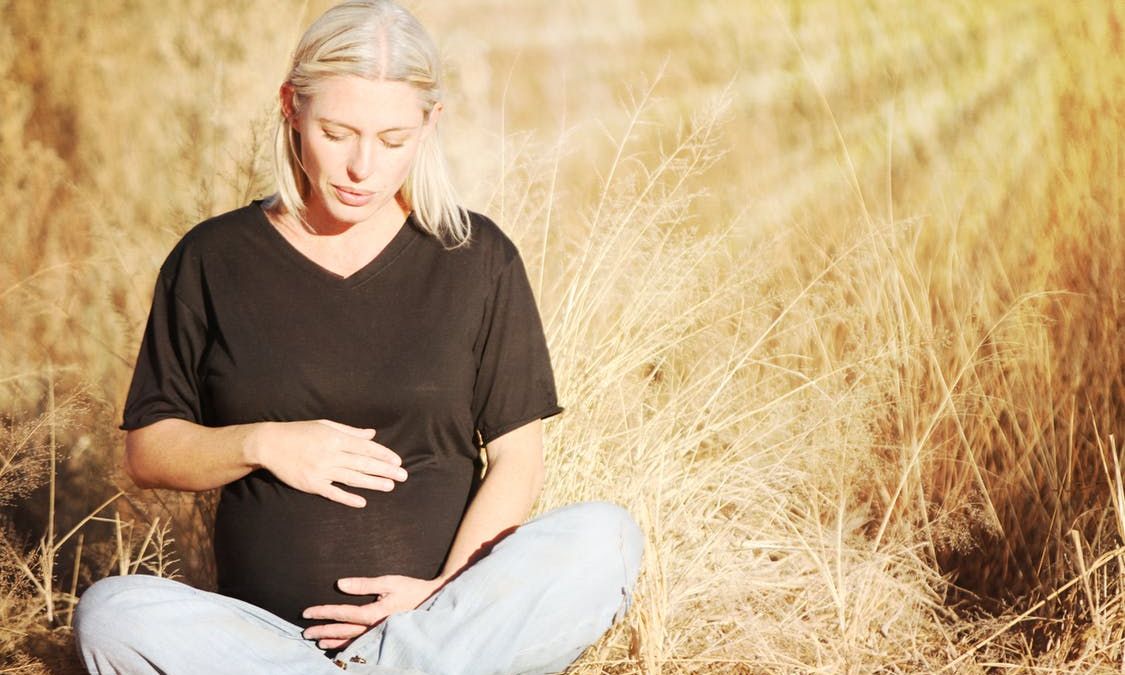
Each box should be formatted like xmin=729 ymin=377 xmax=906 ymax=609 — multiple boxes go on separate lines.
xmin=1 ymin=0 xmax=1122 ymax=672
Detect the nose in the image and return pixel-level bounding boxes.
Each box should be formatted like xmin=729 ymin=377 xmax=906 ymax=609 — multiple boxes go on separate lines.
xmin=347 ymin=137 xmax=380 ymax=183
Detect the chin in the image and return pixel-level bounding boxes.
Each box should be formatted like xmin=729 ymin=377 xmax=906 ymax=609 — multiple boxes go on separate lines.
xmin=315 ymin=194 xmax=378 ymax=224
xmin=327 ymin=202 xmax=376 ymax=223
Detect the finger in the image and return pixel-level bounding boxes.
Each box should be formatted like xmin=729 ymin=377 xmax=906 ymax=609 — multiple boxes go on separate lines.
xmin=338 ymin=576 xmax=397 ymax=596
xmin=341 ymin=455 xmax=408 ymax=482
xmin=320 ymin=483 xmax=366 ymax=509
xmin=303 ymin=622 xmax=368 ymax=640
xmin=317 ymin=419 xmax=376 ymax=439
xmin=334 ymin=468 xmax=396 ymax=493
xmin=303 ymin=603 xmax=372 ymax=624
xmin=342 ymin=439 xmax=403 ymax=467
xmin=318 ymin=638 xmax=351 ymax=651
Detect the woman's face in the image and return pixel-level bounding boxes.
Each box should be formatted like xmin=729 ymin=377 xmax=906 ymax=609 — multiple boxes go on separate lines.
xmin=286 ymin=75 xmax=437 ymax=230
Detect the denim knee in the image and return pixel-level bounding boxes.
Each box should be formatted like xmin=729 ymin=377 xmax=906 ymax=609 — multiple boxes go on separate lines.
xmin=537 ymin=501 xmax=645 ymax=589
xmin=75 ymin=576 xmax=134 ymax=635
xmin=74 ymin=575 xmax=177 ymax=650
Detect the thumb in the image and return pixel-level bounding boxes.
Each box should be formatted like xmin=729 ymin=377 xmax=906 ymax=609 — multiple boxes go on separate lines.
xmin=318 ymin=419 xmax=376 ymax=438
xmin=337 ymin=576 xmax=395 ymax=596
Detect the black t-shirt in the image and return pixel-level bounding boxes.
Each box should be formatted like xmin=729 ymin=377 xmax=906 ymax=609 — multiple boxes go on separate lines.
xmin=120 ymin=200 xmax=563 ymax=627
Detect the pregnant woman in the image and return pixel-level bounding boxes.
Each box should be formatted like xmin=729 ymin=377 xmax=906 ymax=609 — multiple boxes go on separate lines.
xmin=73 ymin=2 xmax=643 ymax=673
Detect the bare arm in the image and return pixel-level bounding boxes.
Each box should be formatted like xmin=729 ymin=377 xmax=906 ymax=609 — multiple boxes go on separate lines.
xmin=124 ymin=418 xmax=263 ymax=491
xmin=436 ymin=418 xmax=546 ymax=582
xmin=123 ymin=417 xmax=407 ymax=507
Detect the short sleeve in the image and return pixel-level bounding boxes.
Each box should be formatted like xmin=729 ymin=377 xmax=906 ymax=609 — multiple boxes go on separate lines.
xmin=119 ymin=265 xmax=209 ymax=431
xmin=471 ymin=250 xmax=564 ymax=447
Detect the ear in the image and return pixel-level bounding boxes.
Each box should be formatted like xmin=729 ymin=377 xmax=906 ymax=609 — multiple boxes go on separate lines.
xmin=279 ymin=83 xmax=299 ymax=124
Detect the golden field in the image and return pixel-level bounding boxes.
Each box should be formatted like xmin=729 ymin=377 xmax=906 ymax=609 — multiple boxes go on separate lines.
xmin=1 ymin=0 xmax=1122 ymax=672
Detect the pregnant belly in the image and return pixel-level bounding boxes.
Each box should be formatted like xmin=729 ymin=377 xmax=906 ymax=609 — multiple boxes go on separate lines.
xmin=213 ymin=462 xmax=474 ymax=628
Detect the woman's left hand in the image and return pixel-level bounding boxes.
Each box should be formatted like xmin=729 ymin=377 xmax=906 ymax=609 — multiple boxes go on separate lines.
xmin=301 ymin=575 xmax=446 ymax=650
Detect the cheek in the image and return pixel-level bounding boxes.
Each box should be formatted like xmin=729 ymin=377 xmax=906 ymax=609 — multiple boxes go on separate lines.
xmin=389 ymin=146 xmax=421 ymax=181
xmin=299 ymin=136 xmax=338 ymax=181
xmin=392 ymin=155 xmax=414 ymax=181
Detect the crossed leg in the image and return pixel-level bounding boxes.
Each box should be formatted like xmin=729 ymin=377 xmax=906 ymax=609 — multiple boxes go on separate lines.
xmin=74 ymin=501 xmax=644 ymax=675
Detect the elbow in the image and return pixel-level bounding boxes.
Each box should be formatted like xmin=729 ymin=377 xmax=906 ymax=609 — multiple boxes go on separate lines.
xmin=122 ymin=431 xmax=156 ymax=489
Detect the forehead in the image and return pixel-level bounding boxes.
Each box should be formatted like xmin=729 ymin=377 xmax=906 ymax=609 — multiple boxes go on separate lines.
xmin=305 ymin=75 xmax=425 ymax=129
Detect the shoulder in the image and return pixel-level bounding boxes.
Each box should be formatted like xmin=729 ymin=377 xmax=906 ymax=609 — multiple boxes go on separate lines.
xmin=158 ymin=201 xmax=264 ymax=280
xmin=172 ymin=201 xmax=262 ymax=258
xmin=465 ymin=211 xmax=517 ymax=255
xmin=444 ymin=210 xmax=523 ymax=281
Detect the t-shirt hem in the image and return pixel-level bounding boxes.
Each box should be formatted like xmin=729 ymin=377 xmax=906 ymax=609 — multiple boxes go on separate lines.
xmin=478 ymin=404 xmax=564 ymax=447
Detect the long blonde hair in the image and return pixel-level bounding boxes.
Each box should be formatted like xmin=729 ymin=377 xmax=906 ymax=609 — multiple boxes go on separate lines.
xmin=267 ymin=0 xmax=470 ymax=247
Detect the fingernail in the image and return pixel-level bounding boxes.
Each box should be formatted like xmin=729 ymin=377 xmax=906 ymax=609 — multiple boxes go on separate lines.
xmin=398 ymin=469 xmax=408 ymax=480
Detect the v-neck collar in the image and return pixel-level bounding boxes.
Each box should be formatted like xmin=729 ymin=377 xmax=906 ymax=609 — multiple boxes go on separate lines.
xmin=251 ymin=199 xmax=421 ymax=289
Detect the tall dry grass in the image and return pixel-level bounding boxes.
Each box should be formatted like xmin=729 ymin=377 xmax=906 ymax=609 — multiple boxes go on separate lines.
xmin=1 ymin=0 xmax=1122 ymax=672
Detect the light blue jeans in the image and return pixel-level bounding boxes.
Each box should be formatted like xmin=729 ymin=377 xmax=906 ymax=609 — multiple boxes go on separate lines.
xmin=73 ymin=501 xmax=643 ymax=675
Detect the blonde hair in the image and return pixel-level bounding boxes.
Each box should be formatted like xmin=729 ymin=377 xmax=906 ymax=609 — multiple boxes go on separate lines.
xmin=267 ymin=0 xmax=470 ymax=247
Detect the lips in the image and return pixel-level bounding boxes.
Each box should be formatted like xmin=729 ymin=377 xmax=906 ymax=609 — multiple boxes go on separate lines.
xmin=333 ymin=184 xmax=375 ymax=207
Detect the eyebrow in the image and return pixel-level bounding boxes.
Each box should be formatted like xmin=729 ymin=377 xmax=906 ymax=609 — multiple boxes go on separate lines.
xmin=317 ymin=117 xmax=417 ymax=134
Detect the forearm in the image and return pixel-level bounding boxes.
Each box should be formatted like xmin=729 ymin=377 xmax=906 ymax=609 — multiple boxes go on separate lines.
xmin=124 ymin=417 xmax=265 ymax=491
xmin=437 ymin=448 xmax=544 ymax=581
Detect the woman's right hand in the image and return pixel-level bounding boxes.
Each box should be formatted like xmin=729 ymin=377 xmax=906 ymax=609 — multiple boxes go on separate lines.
xmin=249 ymin=419 xmax=408 ymax=508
